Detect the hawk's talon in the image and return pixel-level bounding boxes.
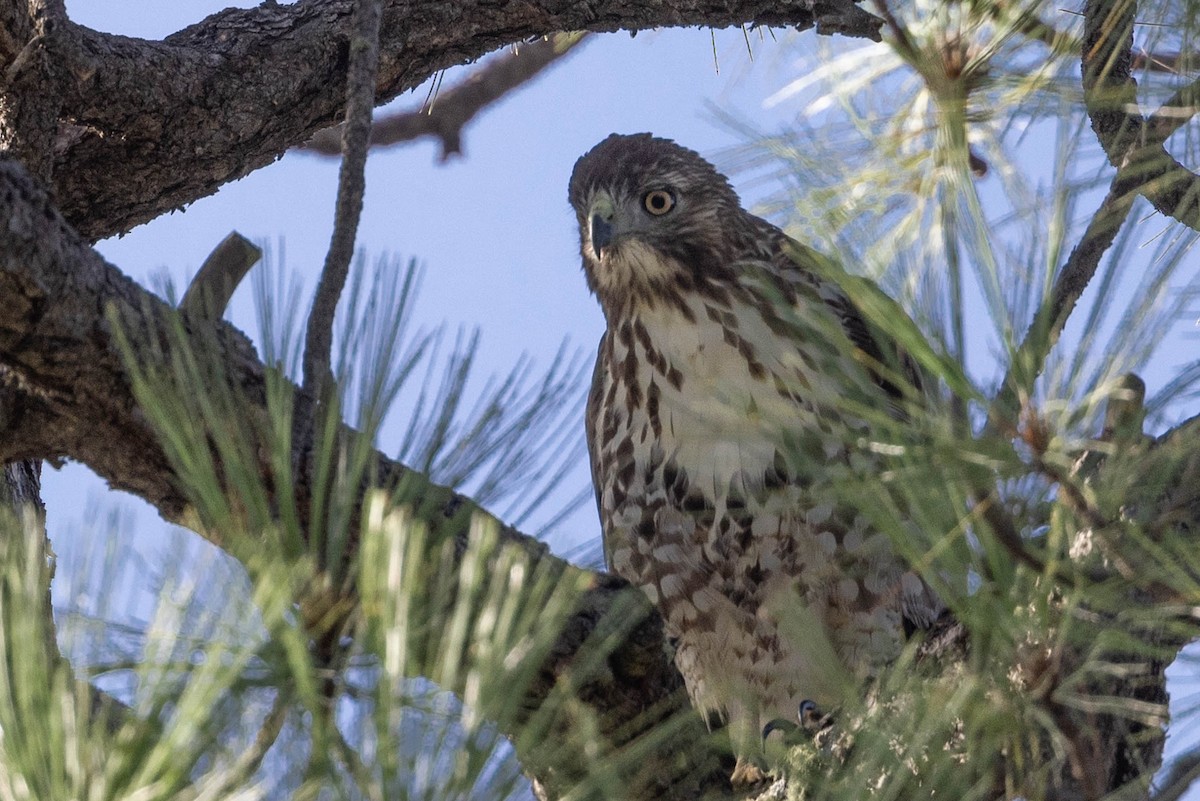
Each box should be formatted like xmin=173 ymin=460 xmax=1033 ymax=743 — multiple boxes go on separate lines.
xmin=762 ymin=716 xmax=798 ymax=742
xmin=763 ymin=699 xmax=833 ymax=745
xmin=799 ymin=698 xmax=834 ymax=733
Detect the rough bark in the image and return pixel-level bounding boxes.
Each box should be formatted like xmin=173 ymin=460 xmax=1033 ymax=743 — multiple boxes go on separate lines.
xmin=26 ymin=0 xmax=881 ymax=243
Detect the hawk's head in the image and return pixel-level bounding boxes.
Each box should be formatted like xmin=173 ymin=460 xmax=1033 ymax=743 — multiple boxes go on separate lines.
xmin=568 ymin=133 xmax=749 ymax=316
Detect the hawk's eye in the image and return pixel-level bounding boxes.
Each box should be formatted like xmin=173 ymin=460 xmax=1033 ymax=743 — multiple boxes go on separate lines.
xmin=642 ymin=190 xmax=676 ymax=216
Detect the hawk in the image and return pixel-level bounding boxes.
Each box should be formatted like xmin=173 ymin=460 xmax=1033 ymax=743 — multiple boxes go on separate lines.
xmin=568 ymin=133 xmax=943 ymax=784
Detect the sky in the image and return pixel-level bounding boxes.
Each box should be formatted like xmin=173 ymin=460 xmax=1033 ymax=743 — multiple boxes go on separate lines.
xmin=47 ymin=0 xmax=1200 ymax=795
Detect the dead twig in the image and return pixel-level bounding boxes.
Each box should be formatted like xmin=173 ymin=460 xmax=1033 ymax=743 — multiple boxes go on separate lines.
xmin=302 ymin=0 xmax=384 ymax=400
xmin=302 ymin=32 xmax=589 ymax=161
xmin=180 ymin=232 xmax=262 ymax=322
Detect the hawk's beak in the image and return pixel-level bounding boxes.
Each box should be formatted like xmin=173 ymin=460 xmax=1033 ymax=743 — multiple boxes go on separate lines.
xmin=590 ymin=214 xmax=613 ymax=259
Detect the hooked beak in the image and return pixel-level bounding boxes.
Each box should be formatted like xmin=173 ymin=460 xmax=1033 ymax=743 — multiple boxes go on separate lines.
xmin=590 ymin=214 xmax=613 ymax=258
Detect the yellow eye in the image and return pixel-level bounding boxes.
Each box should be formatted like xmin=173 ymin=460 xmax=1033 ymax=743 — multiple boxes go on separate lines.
xmin=643 ymin=190 xmax=676 ymax=216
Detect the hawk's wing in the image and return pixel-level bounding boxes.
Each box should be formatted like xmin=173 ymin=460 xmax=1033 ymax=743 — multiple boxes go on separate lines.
xmin=752 ymin=221 xmax=924 ymax=407
xmin=585 ymin=333 xmax=613 ymax=564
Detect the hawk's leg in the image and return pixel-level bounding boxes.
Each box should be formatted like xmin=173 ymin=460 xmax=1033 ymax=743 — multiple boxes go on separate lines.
xmin=723 ymin=696 xmax=771 ymax=788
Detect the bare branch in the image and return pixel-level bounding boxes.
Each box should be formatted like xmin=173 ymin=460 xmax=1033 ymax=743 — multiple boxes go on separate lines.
xmin=302 ymin=32 xmax=590 ymax=161
xmin=180 ymin=232 xmax=261 ymax=322
xmin=303 ymin=0 xmax=383 ymax=400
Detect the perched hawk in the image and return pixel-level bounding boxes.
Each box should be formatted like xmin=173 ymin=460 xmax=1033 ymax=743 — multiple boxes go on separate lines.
xmin=568 ymin=134 xmax=943 ymax=784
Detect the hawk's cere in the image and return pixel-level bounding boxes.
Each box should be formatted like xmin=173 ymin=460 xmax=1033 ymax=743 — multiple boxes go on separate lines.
xmin=568 ymin=133 xmax=943 ymax=783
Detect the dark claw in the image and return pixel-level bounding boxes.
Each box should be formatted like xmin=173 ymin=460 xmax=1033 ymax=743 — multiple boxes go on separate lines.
xmin=765 ymin=699 xmax=836 ymax=744
xmin=799 ymin=699 xmax=834 ymax=733
xmin=762 ymin=717 xmax=798 ymax=742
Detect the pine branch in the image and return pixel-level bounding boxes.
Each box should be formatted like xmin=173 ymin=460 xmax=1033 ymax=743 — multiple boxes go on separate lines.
xmin=303 ymin=0 xmax=383 ymax=399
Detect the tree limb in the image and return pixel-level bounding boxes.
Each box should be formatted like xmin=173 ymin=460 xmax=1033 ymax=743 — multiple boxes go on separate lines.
xmin=180 ymin=232 xmax=262 ymax=322
xmin=303 ymin=0 xmax=383 ymax=399
xmin=301 ymin=32 xmax=590 ymax=161
xmin=7 ymin=0 xmax=881 ymax=243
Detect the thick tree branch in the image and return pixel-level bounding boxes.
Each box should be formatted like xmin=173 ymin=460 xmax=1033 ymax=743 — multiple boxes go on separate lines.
xmin=301 ymin=32 xmax=590 ymax=161
xmin=0 ymin=0 xmax=64 ymax=176
xmin=10 ymin=0 xmax=881 ymax=243
xmin=0 ymin=151 xmax=729 ymax=801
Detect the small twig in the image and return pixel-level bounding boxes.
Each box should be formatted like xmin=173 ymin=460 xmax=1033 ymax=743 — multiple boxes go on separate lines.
xmin=298 ymin=0 xmax=383 ymax=717
xmin=180 ymin=232 xmax=262 ymax=321
xmin=301 ymin=0 xmax=384 ymax=399
xmin=302 ymin=33 xmax=588 ymax=161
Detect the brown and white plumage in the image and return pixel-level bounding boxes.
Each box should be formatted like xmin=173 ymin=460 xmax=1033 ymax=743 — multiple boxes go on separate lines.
xmin=568 ymin=133 xmax=943 ymax=782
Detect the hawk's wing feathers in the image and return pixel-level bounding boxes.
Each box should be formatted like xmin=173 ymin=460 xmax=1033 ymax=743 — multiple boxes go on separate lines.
xmin=584 ymin=333 xmax=610 ymax=561
xmin=753 ymin=218 xmax=923 ymax=407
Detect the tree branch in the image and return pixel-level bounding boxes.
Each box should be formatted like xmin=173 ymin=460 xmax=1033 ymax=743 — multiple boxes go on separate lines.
xmin=180 ymin=232 xmax=261 ymax=322
xmin=13 ymin=0 xmax=879 ymax=243
xmin=303 ymin=0 xmax=383 ymax=399
xmin=301 ymin=32 xmax=590 ymax=161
